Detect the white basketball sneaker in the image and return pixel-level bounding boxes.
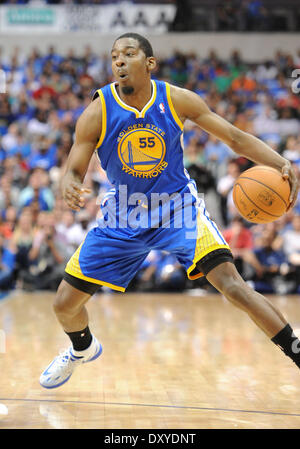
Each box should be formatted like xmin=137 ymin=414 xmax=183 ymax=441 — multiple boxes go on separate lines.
xmin=40 ymin=336 xmax=102 ymax=389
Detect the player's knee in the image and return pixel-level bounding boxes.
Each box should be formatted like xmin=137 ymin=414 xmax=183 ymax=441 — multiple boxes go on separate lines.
xmin=53 ymin=282 xmax=79 ymax=318
xmin=207 ymin=263 xmax=253 ymax=310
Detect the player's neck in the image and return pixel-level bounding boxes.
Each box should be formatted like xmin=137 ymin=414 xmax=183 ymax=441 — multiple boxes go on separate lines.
xmin=116 ymin=80 xmax=153 ymax=112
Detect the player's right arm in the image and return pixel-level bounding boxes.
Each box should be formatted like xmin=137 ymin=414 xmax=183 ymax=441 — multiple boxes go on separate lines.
xmin=170 ymin=85 xmax=299 ymax=210
xmin=60 ymin=97 xmax=102 ymax=211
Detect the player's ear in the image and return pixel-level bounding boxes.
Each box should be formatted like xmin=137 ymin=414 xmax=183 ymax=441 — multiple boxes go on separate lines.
xmin=146 ymin=57 xmax=157 ymax=72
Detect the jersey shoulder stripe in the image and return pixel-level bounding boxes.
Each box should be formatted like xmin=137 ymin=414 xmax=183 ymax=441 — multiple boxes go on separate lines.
xmin=93 ymin=89 xmax=107 ymax=150
xmin=165 ymin=82 xmax=184 ymax=131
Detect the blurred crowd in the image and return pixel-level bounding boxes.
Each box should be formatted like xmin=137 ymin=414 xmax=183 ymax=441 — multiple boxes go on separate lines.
xmin=0 ymin=43 xmax=300 ymax=296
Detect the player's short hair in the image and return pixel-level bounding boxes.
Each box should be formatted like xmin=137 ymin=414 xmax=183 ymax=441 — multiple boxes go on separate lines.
xmin=114 ymin=33 xmax=153 ymax=58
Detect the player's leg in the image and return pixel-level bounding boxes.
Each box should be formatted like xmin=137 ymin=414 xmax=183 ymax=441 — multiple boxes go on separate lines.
xmin=40 ymin=226 xmax=150 ymax=389
xmin=53 ymin=277 xmax=96 ymax=332
xmin=204 ymin=260 xmax=300 ymax=368
xmin=40 ymin=277 xmax=102 ymax=389
xmin=204 ymin=261 xmax=287 ymax=336
xmin=171 ymin=186 xmax=300 ymax=370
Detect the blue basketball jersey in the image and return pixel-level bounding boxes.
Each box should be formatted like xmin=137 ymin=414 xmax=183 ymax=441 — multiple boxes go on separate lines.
xmin=64 ymin=80 xmax=232 ymax=291
xmin=93 ymin=79 xmax=191 ymax=199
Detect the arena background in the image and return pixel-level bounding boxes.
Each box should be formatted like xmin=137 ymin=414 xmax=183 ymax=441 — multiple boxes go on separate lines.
xmin=0 ymin=0 xmax=300 ymax=431
xmin=0 ymin=0 xmax=299 ymax=296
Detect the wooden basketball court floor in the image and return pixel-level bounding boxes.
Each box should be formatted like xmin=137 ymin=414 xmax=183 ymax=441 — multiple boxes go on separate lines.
xmin=0 ymin=289 xmax=300 ymax=429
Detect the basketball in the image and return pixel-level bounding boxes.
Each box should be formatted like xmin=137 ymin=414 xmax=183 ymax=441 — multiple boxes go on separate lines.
xmin=233 ymin=166 xmax=291 ymax=223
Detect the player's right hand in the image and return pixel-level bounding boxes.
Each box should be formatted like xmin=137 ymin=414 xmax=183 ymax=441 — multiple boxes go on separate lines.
xmin=282 ymin=161 xmax=299 ymax=211
xmin=63 ymin=181 xmax=92 ymax=211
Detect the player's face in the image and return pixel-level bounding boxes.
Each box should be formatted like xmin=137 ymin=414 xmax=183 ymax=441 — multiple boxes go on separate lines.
xmin=111 ymin=38 xmax=155 ymax=95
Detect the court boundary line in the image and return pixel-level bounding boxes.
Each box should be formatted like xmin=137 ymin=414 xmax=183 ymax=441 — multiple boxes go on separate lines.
xmin=1 ymin=397 xmax=300 ymax=418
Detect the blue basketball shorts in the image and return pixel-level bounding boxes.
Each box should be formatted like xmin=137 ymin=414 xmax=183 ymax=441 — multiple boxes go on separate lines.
xmin=64 ymin=186 xmax=233 ymax=294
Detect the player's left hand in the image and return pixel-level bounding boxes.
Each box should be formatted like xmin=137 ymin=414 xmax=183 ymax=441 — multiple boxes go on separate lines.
xmin=281 ymin=161 xmax=299 ymax=211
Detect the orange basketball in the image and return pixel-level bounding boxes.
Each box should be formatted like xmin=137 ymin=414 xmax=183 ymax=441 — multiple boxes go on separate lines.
xmin=232 ymin=166 xmax=290 ymax=223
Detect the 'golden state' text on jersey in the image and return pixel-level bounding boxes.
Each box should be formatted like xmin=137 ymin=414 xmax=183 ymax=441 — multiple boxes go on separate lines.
xmin=93 ymin=79 xmax=190 ymax=198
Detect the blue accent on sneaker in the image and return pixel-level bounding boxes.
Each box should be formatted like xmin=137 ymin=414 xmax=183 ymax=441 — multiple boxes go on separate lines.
xmin=40 ymin=341 xmax=103 ymax=389
xmin=40 ymin=373 xmax=73 ymax=389
xmin=42 ymin=359 xmax=57 ymax=377
xmin=70 ymin=354 xmax=83 ymax=361
xmin=84 ymin=343 xmax=103 ymax=363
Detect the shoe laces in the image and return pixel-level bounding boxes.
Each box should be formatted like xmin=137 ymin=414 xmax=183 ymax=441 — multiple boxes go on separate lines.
xmin=56 ymin=348 xmax=81 ymax=370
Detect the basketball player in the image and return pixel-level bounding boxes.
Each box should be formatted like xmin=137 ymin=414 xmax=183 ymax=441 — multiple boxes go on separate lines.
xmin=40 ymin=33 xmax=299 ymax=388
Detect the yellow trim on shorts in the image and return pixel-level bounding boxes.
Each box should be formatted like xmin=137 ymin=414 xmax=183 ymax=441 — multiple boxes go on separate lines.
xmin=165 ymin=82 xmax=184 ymax=131
xmin=65 ymin=242 xmax=126 ymax=292
xmin=95 ymin=90 xmax=107 ymax=149
xmin=187 ymin=244 xmax=231 ymax=280
xmin=186 ymin=209 xmax=230 ymax=279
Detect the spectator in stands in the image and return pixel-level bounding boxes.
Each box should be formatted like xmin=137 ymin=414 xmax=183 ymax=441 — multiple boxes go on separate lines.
xmin=282 ymin=136 xmax=300 ymax=163
xmin=70 ymin=210 xmax=92 ymax=245
xmin=255 ymin=60 xmax=278 ymax=83
xmin=217 ymin=159 xmax=241 ymax=225
xmin=231 ymin=72 xmax=257 ymax=93
xmin=168 ymin=52 xmax=189 ymax=87
xmin=32 ymin=74 xmax=57 ymax=102
xmin=276 ymin=107 xmax=300 ymax=137
xmin=183 ymin=137 xmax=206 ymax=168
xmin=56 ymin=209 xmax=90 ymax=257
xmin=213 ymin=65 xmax=233 ymax=94
xmin=204 ymin=134 xmax=234 ymax=165
xmin=0 ymin=96 xmax=15 ymax=134
xmin=18 ymin=167 xmax=55 ymax=212
xmin=204 ymin=134 xmax=235 ymax=179
xmin=0 ymin=231 xmax=16 ymax=292
xmin=1 ymin=123 xmax=19 ymax=153
xmin=1 ymin=205 xmax=17 ymax=238
xmin=223 ymin=216 xmax=253 ymax=276
xmin=247 ymin=226 xmax=296 ymax=294
xmin=183 ymin=136 xmax=221 ymax=221
xmin=28 ymin=136 xmax=57 ymax=171
xmin=6 ymin=129 xmax=31 ymax=160
xmin=0 ymin=173 xmax=19 ymax=211
xmin=12 ymin=208 xmax=34 ymax=283
xmin=22 ymin=212 xmax=66 ymax=291
xmin=282 ymin=215 xmax=300 ymax=282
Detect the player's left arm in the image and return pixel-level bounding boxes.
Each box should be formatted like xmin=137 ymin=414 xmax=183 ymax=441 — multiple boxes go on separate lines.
xmin=170 ymin=85 xmax=299 ymax=210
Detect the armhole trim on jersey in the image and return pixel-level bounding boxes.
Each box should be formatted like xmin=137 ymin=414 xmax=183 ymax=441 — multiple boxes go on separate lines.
xmin=92 ymin=89 xmax=100 ymax=101
xmin=95 ymin=90 xmax=107 ymax=149
xmin=165 ymin=82 xmax=184 ymax=131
